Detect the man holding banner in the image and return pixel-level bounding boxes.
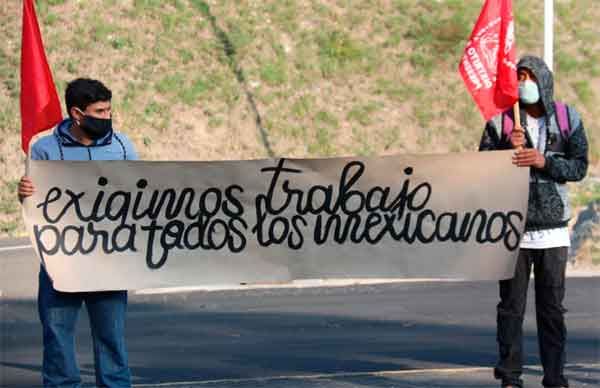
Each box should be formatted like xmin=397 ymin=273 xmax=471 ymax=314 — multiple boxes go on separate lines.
xmin=18 ymin=78 xmax=137 ymax=387
xmin=479 ymin=55 xmax=589 ymax=388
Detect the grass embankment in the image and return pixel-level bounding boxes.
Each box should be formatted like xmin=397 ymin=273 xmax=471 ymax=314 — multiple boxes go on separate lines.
xmin=1 ymin=0 xmax=599 ymax=240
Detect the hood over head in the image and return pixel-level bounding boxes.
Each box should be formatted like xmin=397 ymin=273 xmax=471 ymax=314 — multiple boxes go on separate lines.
xmin=517 ymin=55 xmax=555 ymax=117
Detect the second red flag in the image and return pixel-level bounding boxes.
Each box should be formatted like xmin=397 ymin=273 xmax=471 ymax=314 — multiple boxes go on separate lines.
xmin=459 ymin=0 xmax=518 ymax=121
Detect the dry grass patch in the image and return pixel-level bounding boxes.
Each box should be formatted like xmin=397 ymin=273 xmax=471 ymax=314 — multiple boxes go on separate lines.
xmin=1 ymin=0 xmax=599 ymax=238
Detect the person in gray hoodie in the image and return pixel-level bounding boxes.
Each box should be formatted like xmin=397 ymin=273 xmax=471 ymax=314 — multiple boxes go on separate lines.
xmin=479 ymin=55 xmax=588 ymax=388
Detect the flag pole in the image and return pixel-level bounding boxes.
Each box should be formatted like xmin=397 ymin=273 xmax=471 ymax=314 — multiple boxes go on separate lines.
xmin=512 ymin=101 xmax=524 ymax=149
xmin=513 ymin=102 xmax=523 ymax=131
xmin=25 ymin=152 xmax=30 ymax=176
xmin=544 ymin=0 xmax=554 ymax=72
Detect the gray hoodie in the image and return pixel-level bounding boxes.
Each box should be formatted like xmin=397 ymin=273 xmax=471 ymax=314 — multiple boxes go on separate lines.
xmin=479 ymin=55 xmax=589 ymax=231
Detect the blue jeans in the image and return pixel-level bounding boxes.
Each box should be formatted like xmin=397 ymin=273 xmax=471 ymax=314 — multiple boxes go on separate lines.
xmin=38 ymin=267 xmax=132 ymax=387
xmin=494 ymin=247 xmax=569 ymax=388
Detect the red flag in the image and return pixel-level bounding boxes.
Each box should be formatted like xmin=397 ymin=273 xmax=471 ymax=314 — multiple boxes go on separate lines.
xmin=20 ymin=0 xmax=62 ymax=154
xmin=459 ymin=0 xmax=518 ymax=121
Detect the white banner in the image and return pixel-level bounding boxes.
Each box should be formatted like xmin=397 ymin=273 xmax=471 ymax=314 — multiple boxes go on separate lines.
xmin=23 ymin=151 xmax=528 ymax=292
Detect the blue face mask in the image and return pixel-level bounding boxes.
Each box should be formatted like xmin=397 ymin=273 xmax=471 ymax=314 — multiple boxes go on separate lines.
xmin=519 ymin=80 xmax=540 ymax=104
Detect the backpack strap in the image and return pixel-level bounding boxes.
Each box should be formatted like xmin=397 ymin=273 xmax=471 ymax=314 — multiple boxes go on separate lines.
xmin=554 ymin=101 xmax=571 ymax=138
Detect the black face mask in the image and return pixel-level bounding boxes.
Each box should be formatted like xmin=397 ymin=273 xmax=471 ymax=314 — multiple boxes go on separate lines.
xmin=80 ymin=115 xmax=112 ymax=140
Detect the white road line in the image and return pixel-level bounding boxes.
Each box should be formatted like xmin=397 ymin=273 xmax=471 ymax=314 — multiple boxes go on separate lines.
xmin=0 ymin=244 xmax=32 ymax=252
xmin=132 ymin=363 xmax=600 ymax=387
xmin=134 ymin=278 xmax=454 ymax=295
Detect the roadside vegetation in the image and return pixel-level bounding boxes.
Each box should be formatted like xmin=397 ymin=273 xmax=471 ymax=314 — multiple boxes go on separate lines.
xmin=1 ymin=0 xmax=598 ymax=250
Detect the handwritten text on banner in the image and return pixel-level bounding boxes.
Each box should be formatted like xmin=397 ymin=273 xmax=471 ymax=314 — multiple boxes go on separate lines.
xmin=23 ymin=151 xmax=528 ymax=292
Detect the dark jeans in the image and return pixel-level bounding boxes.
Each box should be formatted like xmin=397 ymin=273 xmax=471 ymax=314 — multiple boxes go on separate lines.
xmin=38 ymin=267 xmax=132 ymax=387
xmin=494 ymin=247 xmax=569 ymax=388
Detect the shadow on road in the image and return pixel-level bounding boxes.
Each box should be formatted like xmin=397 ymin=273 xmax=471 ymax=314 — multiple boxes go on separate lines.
xmin=2 ymin=284 xmax=599 ymax=387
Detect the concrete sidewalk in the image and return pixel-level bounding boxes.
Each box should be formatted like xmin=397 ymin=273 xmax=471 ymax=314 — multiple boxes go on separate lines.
xmin=129 ymin=364 xmax=599 ymax=387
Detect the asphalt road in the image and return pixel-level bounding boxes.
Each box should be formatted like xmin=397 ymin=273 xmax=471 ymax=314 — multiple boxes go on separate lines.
xmin=1 ymin=242 xmax=599 ymax=387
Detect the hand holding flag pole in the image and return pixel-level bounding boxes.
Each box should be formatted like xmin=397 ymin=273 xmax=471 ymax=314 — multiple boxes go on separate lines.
xmin=512 ymin=102 xmax=525 ymax=150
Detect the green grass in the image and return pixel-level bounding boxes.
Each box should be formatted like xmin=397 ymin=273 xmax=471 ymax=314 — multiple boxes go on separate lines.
xmin=0 ymin=179 xmax=20 ymax=235
xmin=291 ymin=95 xmax=314 ymax=119
xmin=260 ymin=61 xmax=287 ymax=86
xmin=572 ymin=80 xmax=595 ymax=108
xmin=133 ymin=0 xmax=164 ymax=12
xmin=347 ymin=102 xmax=380 ymax=126
xmin=570 ymin=181 xmax=600 ymax=208
xmin=305 ymin=110 xmax=340 ymax=156
xmin=111 ymin=36 xmax=133 ymax=50
xmin=0 ymin=199 xmax=19 ymax=215
xmin=143 ymin=101 xmax=169 ymax=125
xmin=207 ymin=116 xmax=224 ymax=128
xmin=317 ymin=30 xmax=367 ymax=77
xmin=282 ymin=124 xmax=306 ymax=141
xmin=557 ymin=55 xmax=579 ymax=74
xmin=224 ymin=23 xmax=254 ymax=56
xmin=592 ymin=245 xmax=600 ymax=266
xmin=373 ymin=79 xmax=402 ymax=101
xmin=314 ymin=110 xmax=339 ymax=128
xmin=351 ymin=127 xmax=374 ymax=156
xmin=90 ymin=18 xmax=118 ymax=43
xmin=308 ymin=126 xmax=334 ymax=156
xmin=0 ymin=220 xmax=19 ymax=235
xmin=409 ymin=50 xmax=435 ymax=77
xmin=1 ymin=0 xmax=600 ymax=240
xmin=155 ymin=74 xmax=185 ymax=95
xmin=0 ymin=47 xmax=19 ymax=101
xmin=263 ymin=0 xmax=298 ymax=33
xmin=45 ymin=13 xmax=59 ymax=26
xmin=414 ymin=105 xmax=434 ymax=128
xmin=179 ymin=78 xmax=212 ymax=105
xmin=178 ymin=49 xmax=195 ymax=64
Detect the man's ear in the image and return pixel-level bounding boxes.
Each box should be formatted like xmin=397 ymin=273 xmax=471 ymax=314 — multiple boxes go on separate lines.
xmin=70 ymin=107 xmax=83 ymax=125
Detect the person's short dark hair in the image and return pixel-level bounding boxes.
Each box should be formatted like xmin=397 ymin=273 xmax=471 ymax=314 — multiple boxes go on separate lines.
xmin=65 ymin=78 xmax=112 ymax=118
